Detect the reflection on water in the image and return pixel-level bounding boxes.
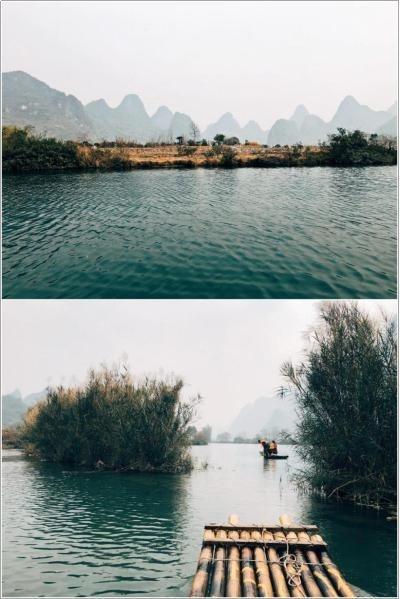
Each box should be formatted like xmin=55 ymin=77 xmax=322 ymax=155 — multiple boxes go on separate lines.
xmin=2 ymin=445 xmax=396 ymax=597
xmin=3 ymin=166 xmax=396 ymax=299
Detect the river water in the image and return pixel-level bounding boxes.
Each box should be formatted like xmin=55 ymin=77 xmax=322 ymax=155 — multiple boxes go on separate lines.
xmin=2 ymin=167 xmax=396 ymax=299
xmin=2 ymin=445 xmax=396 ymax=597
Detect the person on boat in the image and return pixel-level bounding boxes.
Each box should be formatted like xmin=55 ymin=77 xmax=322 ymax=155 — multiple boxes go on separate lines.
xmin=269 ymin=440 xmax=278 ymax=455
xmin=258 ymin=439 xmax=269 ymax=457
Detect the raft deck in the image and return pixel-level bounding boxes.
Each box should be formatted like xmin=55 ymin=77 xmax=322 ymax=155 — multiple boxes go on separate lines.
xmin=190 ymin=514 xmax=357 ymax=597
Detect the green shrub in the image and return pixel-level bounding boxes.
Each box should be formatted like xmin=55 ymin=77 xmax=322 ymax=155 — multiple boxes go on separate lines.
xmin=2 ymin=126 xmax=80 ymax=172
xmin=21 ymin=366 xmax=199 ymax=472
xmin=219 ymin=146 xmax=238 ymax=167
xmin=327 ymin=128 xmax=397 ymax=166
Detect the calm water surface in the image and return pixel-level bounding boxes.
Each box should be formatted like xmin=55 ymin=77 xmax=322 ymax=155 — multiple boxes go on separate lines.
xmin=2 ymin=445 xmax=396 ymax=597
xmin=2 ymin=167 xmax=396 ymax=298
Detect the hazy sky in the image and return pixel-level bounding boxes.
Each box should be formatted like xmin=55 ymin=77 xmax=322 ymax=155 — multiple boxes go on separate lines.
xmin=2 ymin=1 xmax=397 ymax=129
xmin=2 ymin=300 xmax=395 ymax=432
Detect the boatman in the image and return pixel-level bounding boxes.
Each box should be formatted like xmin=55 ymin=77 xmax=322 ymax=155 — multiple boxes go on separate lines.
xmin=258 ymin=439 xmax=269 ymax=457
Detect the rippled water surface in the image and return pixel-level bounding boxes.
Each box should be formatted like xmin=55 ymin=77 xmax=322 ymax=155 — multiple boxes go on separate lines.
xmin=2 ymin=167 xmax=397 ymax=298
xmin=3 ymin=445 xmax=396 ymax=597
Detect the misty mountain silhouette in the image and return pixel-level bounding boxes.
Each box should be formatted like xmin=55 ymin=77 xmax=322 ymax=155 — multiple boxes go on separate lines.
xmin=228 ymin=395 xmax=295 ymax=438
xmin=2 ymin=71 xmax=396 ymax=144
xmin=2 ymin=388 xmax=47 ymax=426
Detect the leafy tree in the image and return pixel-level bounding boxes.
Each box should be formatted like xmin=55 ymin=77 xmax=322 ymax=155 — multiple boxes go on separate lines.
xmin=214 ymin=133 xmax=225 ymax=145
xmin=224 ymin=136 xmax=240 ymax=146
xmin=281 ymin=302 xmax=396 ymax=507
xmin=328 ymin=128 xmax=368 ymax=165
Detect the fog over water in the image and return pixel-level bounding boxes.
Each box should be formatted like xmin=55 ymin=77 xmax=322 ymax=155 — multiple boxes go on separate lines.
xmin=2 ymin=1 xmax=396 ymax=128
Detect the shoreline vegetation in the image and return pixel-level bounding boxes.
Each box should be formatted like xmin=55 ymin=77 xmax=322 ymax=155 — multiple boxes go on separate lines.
xmin=3 ymin=126 xmax=397 ymax=173
xmin=281 ymin=302 xmax=396 ymax=511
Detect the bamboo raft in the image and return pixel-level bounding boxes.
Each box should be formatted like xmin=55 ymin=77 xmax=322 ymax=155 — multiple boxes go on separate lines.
xmin=190 ymin=514 xmax=357 ymax=598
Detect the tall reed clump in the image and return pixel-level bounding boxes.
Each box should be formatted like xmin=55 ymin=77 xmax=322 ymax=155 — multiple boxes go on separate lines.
xmin=22 ymin=366 xmax=199 ymax=473
xmin=281 ymin=301 xmax=396 ymax=508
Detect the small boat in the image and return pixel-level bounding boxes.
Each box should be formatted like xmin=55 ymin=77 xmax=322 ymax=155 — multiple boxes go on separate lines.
xmin=259 ymin=451 xmax=288 ymax=459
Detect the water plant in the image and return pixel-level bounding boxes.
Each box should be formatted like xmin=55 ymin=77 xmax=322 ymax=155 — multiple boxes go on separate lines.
xmin=21 ymin=365 xmax=200 ymax=473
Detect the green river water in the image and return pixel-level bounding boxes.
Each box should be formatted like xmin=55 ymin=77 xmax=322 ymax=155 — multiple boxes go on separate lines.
xmin=2 ymin=166 xmax=396 ymax=299
xmin=2 ymin=445 xmax=396 ymax=597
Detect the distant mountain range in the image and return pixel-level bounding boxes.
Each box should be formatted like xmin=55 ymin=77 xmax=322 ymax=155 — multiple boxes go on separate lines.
xmin=228 ymin=395 xmax=295 ymax=438
xmin=2 ymin=388 xmax=47 ymax=426
xmin=2 ymin=70 xmax=397 ymax=145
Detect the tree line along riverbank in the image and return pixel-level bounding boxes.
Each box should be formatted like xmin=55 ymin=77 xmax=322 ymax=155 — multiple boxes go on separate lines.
xmin=2 ymin=126 xmax=397 ymax=173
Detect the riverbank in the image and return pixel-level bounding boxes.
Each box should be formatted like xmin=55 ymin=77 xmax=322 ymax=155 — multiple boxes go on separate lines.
xmin=3 ymin=126 xmax=397 ymax=172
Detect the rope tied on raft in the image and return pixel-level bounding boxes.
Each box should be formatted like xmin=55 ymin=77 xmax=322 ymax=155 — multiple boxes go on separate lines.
xmin=276 ymin=543 xmax=304 ymax=590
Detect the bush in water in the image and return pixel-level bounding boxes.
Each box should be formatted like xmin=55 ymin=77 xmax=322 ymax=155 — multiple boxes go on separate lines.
xmin=22 ymin=366 xmax=200 ymax=473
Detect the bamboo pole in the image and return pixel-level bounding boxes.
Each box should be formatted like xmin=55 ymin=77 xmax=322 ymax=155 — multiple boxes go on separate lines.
xmin=209 ymin=530 xmax=227 ymax=597
xmin=226 ymin=546 xmax=240 ymax=598
xmin=294 ymin=550 xmax=323 ymax=598
xmin=190 ymin=546 xmax=213 ymax=597
xmin=289 ymin=525 xmax=337 ymax=597
xmin=305 ymin=550 xmax=338 ymax=597
xmin=279 ymin=514 xmax=292 ymax=528
xmin=284 ymin=559 xmax=306 ymax=598
xmin=250 ymin=530 xmax=274 ymax=597
xmin=241 ymin=546 xmax=257 ymax=597
xmin=266 ymin=545 xmax=290 ymax=597
xmin=286 ymin=530 xmax=298 ymax=545
xmin=226 ymin=514 xmax=241 ymax=598
xmin=297 ymin=531 xmax=312 ymax=545
xmin=209 ymin=547 xmax=226 ymax=597
xmin=273 ymin=530 xmax=287 ymax=543
xmin=309 ymin=533 xmax=325 ymax=545
xmin=228 ymin=514 xmax=240 ymax=526
xmin=254 ymin=546 xmax=274 ymax=598
xmin=262 ymin=529 xmax=274 ymax=542
xmin=319 ymin=551 xmax=355 ymax=598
